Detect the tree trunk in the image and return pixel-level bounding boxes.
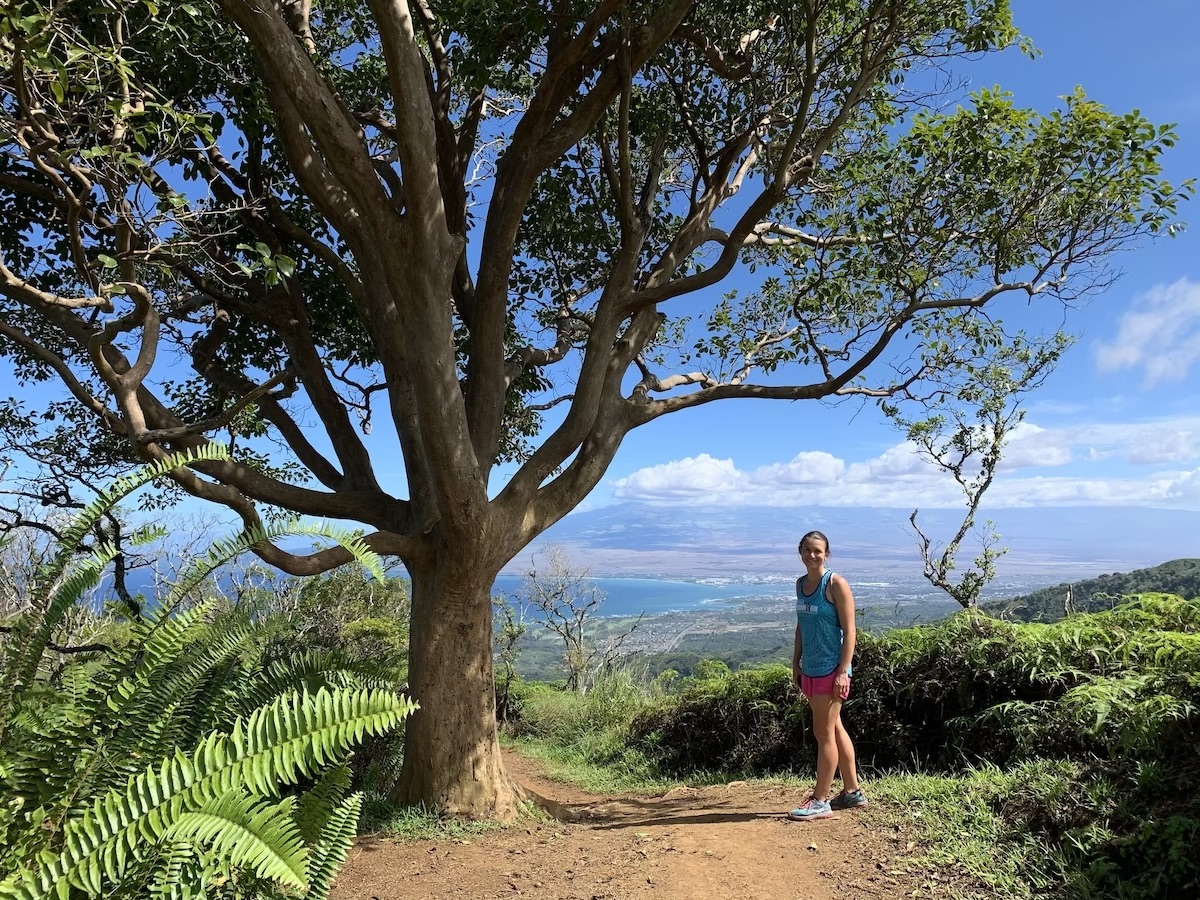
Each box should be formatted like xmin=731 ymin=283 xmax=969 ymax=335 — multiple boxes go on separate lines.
xmin=392 ymin=551 xmax=525 ymax=819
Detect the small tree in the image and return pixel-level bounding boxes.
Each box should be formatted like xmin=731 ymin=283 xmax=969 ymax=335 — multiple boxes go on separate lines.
xmin=519 ymin=545 xmax=642 ymax=693
xmin=492 ymin=595 xmax=526 ymax=723
xmin=900 ymin=334 xmax=1067 ymax=607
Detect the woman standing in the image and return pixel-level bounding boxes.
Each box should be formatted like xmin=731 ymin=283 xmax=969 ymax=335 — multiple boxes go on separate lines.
xmin=788 ymin=530 xmax=867 ymax=820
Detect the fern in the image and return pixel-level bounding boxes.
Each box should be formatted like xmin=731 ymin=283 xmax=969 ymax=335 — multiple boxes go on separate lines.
xmin=0 ymin=449 xmax=416 ymax=899
xmin=0 ymin=687 xmax=416 ymax=899
xmin=166 ymin=791 xmax=307 ymax=890
xmin=304 ymin=791 xmax=365 ymax=900
xmin=1 ymin=446 xmax=232 ymax=736
xmin=43 ymin=444 xmax=232 ymax=598
xmin=293 ymin=763 xmax=354 ymax=845
xmin=229 ymin=650 xmax=397 ymax=719
xmin=0 ymin=545 xmax=122 ymax=739
xmin=162 ymin=521 xmax=385 ymax=613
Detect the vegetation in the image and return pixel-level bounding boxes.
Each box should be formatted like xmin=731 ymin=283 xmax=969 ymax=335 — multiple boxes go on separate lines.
xmin=1 ymin=0 xmax=1191 ymax=816
xmin=507 ymin=592 xmax=1200 ymax=899
xmin=0 ymin=450 xmax=415 ymax=899
xmin=986 ymin=558 xmax=1200 ymax=622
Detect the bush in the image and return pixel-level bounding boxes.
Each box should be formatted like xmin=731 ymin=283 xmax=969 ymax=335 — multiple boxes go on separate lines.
xmin=628 ymin=665 xmax=810 ymax=776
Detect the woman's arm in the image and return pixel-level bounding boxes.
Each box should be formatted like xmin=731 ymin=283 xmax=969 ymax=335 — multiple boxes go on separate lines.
xmin=830 ymin=574 xmax=856 ymax=691
xmin=792 ymin=623 xmax=803 ymax=686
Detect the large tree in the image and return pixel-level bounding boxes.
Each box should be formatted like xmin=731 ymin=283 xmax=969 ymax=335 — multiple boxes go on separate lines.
xmin=0 ymin=0 xmax=1189 ymax=816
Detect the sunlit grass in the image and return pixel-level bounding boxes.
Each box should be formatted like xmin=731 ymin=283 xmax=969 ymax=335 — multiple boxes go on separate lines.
xmin=362 ymin=799 xmax=519 ymax=840
xmin=865 ymin=768 xmax=1048 ymax=899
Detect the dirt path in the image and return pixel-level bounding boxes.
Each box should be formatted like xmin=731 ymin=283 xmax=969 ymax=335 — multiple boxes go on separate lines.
xmin=332 ymin=752 xmax=934 ymax=900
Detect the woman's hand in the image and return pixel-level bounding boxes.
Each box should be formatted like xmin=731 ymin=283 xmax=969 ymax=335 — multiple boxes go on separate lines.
xmin=833 ymin=670 xmax=850 ymax=700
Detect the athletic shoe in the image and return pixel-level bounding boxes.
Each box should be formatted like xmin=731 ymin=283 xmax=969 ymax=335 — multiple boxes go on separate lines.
xmin=830 ymin=788 xmax=868 ymax=810
xmin=787 ymin=798 xmax=833 ymax=820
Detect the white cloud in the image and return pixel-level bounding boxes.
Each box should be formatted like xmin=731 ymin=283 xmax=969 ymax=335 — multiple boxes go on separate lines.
xmin=612 ymin=453 xmax=746 ymax=502
xmin=610 ymin=415 xmax=1200 ymax=510
xmin=1000 ymin=419 xmax=1200 ymax=470
xmin=749 ymin=451 xmax=844 ymax=485
xmin=986 ymin=467 xmax=1200 ymax=508
xmin=999 ymin=423 xmax=1074 ymax=469
xmin=613 ymin=447 xmax=957 ymax=508
xmin=1094 ymin=278 xmax=1200 ymax=386
xmin=844 ymin=443 xmax=932 ymax=482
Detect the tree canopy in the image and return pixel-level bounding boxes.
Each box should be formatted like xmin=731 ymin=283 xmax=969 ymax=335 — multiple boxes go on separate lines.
xmin=0 ymin=0 xmax=1190 ymax=816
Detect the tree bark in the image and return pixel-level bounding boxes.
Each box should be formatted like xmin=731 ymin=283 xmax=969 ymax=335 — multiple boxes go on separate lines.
xmin=394 ymin=548 xmax=525 ymax=819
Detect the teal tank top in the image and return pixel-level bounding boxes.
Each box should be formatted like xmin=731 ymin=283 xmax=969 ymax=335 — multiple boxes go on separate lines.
xmin=795 ymin=570 xmax=850 ymax=677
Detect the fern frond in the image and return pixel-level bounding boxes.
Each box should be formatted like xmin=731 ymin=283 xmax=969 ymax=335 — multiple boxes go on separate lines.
xmin=0 ymin=546 xmax=121 ymax=743
xmin=91 ymin=613 xmax=263 ymax=790
xmin=130 ymin=523 xmax=170 ymax=547
xmin=0 ymin=688 xmax=415 ymax=900
xmin=81 ymin=603 xmax=217 ymax=733
xmin=162 ymin=522 xmax=386 ymax=613
xmin=166 ymin=791 xmax=307 ymax=890
xmin=146 ymin=843 xmax=202 ymax=900
xmin=227 ymin=650 xmax=393 ymax=719
xmin=304 ymin=791 xmax=364 ymax=900
xmin=43 ymin=445 xmax=231 ymax=598
xmin=293 ymin=763 xmax=353 ymax=845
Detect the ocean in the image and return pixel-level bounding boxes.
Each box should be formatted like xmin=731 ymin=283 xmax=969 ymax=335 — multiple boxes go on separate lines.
xmin=491 ymin=571 xmax=1058 ymax=620
xmin=98 ymin=567 xmax=1062 ymax=622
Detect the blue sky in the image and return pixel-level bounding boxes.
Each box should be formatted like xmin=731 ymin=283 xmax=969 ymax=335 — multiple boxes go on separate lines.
xmin=3 ymin=1 xmax=1198 ymax=542
xmin=582 ymin=0 xmax=1200 ymax=517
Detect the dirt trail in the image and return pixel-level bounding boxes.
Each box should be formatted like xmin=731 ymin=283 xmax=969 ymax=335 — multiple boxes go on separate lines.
xmin=332 ymin=752 xmax=933 ymax=900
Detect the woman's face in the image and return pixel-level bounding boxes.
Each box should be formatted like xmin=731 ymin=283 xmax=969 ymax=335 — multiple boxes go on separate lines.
xmin=800 ymin=537 xmax=829 ymax=569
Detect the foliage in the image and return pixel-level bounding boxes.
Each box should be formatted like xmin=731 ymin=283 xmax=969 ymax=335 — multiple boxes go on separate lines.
xmin=896 ymin=325 xmax=1069 ymax=608
xmin=506 ymin=665 xmax=669 ymax=785
xmin=245 ymin=567 xmax=412 ymax=684
xmin=629 ymin=665 xmax=808 ymax=776
xmin=221 ymin=566 xmax=415 ymax=805
xmin=866 ymin=760 xmax=1090 ymax=899
xmin=0 ymin=450 xmax=417 ymax=899
xmin=984 ymin=557 xmax=1200 ymax=622
xmin=492 ymin=595 xmax=527 ymax=724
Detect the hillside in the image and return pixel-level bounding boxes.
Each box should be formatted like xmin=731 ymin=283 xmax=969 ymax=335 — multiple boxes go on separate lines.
xmin=984 ymin=558 xmax=1200 ymax=622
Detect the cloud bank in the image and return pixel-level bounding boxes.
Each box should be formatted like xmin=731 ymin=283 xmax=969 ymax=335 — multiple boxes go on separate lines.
xmin=611 ymin=417 xmax=1200 ymax=510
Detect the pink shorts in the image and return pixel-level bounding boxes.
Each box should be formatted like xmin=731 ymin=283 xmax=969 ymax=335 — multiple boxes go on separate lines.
xmin=800 ymin=671 xmax=850 ymax=700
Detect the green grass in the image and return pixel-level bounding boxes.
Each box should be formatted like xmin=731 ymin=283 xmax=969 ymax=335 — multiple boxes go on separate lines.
xmin=865 ymin=766 xmax=1058 ymax=899
xmin=504 ymin=735 xmax=677 ymax=795
xmin=362 ymin=799 xmax=519 ymax=840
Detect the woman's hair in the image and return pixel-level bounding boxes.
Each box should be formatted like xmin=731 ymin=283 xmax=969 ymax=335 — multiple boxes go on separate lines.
xmin=798 ymin=530 xmax=831 ymax=555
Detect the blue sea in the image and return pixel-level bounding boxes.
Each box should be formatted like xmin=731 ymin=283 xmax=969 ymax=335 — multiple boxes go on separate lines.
xmin=490 ymin=572 xmax=1056 ymax=619
xmin=99 ymin=567 xmax=1059 ymax=621
xmin=491 ymin=575 xmax=774 ymax=618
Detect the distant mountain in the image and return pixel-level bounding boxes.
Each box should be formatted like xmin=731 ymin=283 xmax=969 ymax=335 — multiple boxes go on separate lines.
xmin=982 ymin=558 xmax=1200 ymax=622
xmin=512 ymin=502 xmax=1200 ymax=581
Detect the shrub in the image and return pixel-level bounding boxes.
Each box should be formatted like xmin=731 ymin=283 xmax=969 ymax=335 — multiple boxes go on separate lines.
xmin=628 ymin=665 xmax=809 ymax=776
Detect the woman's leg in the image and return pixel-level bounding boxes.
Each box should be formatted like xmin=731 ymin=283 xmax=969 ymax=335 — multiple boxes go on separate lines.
xmin=833 ymin=715 xmax=859 ymax=792
xmin=808 ymin=693 xmax=842 ymax=800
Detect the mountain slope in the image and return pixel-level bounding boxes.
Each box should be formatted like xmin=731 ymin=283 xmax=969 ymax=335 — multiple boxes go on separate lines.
xmin=983 ymin=558 xmax=1200 ymax=622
